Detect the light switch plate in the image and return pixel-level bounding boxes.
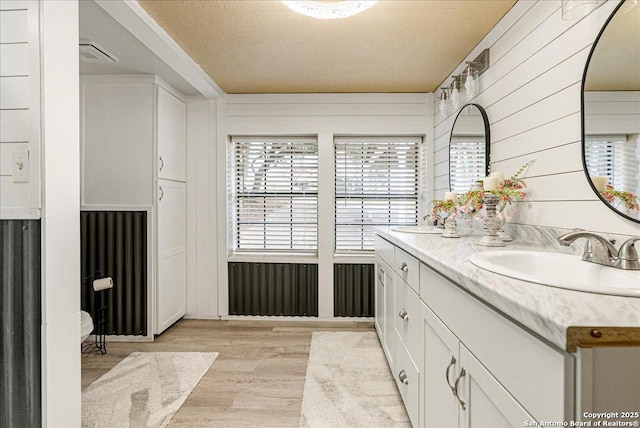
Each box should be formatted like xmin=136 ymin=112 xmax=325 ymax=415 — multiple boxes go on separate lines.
xmin=12 ymin=150 xmax=29 ymax=183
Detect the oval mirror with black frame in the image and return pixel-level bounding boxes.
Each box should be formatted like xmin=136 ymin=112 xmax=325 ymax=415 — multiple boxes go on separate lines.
xmin=582 ymin=0 xmax=640 ymax=223
xmin=449 ymin=103 xmax=491 ymax=193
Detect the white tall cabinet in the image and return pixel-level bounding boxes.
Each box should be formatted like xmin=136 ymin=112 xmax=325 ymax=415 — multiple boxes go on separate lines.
xmin=81 ymin=75 xmax=187 ymax=336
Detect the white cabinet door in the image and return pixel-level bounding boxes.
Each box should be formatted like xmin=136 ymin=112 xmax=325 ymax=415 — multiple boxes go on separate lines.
xmin=375 ymin=257 xmax=385 ymax=337
xmin=421 ymin=300 xmax=460 ymax=428
xmin=156 ymin=179 xmax=186 ymax=334
xmin=156 ymin=86 xmax=186 ymax=182
xmin=459 ymin=344 xmax=534 ymax=428
xmin=383 ymin=264 xmax=395 ymax=368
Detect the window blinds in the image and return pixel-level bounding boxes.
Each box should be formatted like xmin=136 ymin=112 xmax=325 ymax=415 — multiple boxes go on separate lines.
xmin=585 ymin=140 xmax=614 ymax=180
xmin=232 ymin=137 xmax=318 ymax=252
xmin=335 ymin=137 xmax=420 ymax=252
xmin=449 ymin=137 xmax=486 ymax=193
xmin=585 ymin=136 xmax=637 ymax=191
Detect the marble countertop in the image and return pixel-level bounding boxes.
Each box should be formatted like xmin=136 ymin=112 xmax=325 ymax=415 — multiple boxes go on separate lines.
xmin=374 ymin=226 xmax=640 ymax=351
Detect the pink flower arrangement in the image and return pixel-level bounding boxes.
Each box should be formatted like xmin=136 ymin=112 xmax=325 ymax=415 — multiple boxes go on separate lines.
xmin=429 ymin=160 xmax=535 ymax=223
xmin=458 ymin=160 xmax=535 ymax=220
xmin=428 ymin=198 xmax=462 ymax=224
xmin=600 ymin=184 xmax=640 ymax=215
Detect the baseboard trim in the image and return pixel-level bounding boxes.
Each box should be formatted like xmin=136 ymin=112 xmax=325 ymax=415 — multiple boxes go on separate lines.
xmin=85 ymin=334 xmax=153 ymax=343
xmin=183 ymin=315 xmax=222 ymax=320
xmin=220 ymin=315 xmax=374 ymax=323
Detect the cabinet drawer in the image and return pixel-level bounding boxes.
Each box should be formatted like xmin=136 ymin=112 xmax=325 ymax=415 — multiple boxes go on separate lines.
xmin=395 ymin=247 xmax=419 ymax=293
xmin=420 ymin=263 xmax=572 ymax=421
xmin=394 ymin=278 xmax=421 ymax=366
xmin=375 ymin=235 xmax=394 ymax=266
xmin=394 ymin=331 xmax=419 ymax=427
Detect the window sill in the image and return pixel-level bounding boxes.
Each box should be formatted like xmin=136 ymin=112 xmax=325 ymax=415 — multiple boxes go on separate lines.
xmin=228 ymin=252 xmax=319 ymax=264
xmin=333 ymin=253 xmax=375 ymax=264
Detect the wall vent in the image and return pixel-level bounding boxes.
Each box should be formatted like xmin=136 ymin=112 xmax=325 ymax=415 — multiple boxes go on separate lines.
xmin=79 ymin=40 xmax=118 ymax=63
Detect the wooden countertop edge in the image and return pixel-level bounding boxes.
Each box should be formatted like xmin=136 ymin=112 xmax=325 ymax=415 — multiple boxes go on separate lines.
xmin=566 ymin=327 xmax=640 ymax=353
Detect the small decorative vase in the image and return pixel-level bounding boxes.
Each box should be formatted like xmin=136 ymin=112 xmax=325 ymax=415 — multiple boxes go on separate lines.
xmin=496 ymin=217 xmax=513 ymax=242
xmin=478 ymin=194 xmax=506 ymax=247
xmin=442 ymin=216 xmax=460 ymax=238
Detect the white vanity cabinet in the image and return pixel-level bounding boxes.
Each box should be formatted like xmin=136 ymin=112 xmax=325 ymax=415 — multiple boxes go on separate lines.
xmin=374 ymin=234 xmax=572 ymax=427
xmin=81 ymin=75 xmax=187 ymax=336
xmin=420 ymin=301 xmax=534 ymax=428
xmin=375 ymin=236 xmax=422 ymax=426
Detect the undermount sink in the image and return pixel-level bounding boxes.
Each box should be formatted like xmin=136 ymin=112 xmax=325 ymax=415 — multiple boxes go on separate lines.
xmin=391 ymin=226 xmax=443 ymax=234
xmin=469 ymin=251 xmax=640 ymax=297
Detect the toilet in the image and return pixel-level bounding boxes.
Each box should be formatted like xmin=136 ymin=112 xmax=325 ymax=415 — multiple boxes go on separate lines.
xmin=80 ymin=310 xmax=94 ymax=343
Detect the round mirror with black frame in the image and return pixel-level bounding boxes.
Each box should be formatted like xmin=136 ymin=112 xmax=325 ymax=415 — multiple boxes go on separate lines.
xmin=582 ymin=0 xmax=640 ymax=223
xmin=448 ymin=103 xmax=491 ymax=193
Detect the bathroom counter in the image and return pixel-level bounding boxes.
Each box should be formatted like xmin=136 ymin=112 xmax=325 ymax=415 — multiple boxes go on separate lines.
xmin=374 ymin=227 xmax=640 ymax=351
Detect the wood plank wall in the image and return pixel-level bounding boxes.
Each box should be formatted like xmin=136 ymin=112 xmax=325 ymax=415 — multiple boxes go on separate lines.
xmin=433 ymin=0 xmax=638 ymax=236
xmin=0 ymin=0 xmax=40 ymax=219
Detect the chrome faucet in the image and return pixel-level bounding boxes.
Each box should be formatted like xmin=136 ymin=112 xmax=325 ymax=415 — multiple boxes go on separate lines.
xmin=558 ymin=230 xmax=640 ymax=270
xmin=423 ymin=214 xmax=445 ymax=229
xmin=617 ymin=237 xmax=640 ymax=270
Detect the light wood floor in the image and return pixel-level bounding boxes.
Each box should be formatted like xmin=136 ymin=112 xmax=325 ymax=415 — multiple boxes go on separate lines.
xmin=81 ymin=319 xmax=375 ymax=427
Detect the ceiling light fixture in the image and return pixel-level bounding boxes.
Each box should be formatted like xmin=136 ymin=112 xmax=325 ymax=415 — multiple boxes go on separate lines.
xmin=281 ymin=1 xmax=377 ymax=19
xmin=437 ymin=49 xmax=490 ymax=120
xmin=561 ymin=0 xmax=605 ymax=20
xmin=618 ymin=0 xmax=638 ymax=14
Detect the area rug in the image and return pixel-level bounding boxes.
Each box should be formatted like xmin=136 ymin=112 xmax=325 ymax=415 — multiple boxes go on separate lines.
xmin=299 ymin=332 xmax=410 ymax=428
xmin=82 ymin=352 xmax=218 ymax=428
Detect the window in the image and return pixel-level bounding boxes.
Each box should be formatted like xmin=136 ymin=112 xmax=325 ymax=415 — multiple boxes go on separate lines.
xmin=585 ymin=136 xmax=637 ymax=191
xmin=449 ymin=137 xmax=486 ymax=192
xmin=335 ymin=137 xmax=420 ymax=252
xmin=231 ymin=137 xmax=318 ymax=252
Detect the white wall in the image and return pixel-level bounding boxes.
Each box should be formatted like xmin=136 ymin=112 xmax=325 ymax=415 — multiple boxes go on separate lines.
xmin=185 ymin=100 xmax=219 ymax=319
xmin=40 ymin=0 xmax=81 ymax=426
xmin=584 ymin=91 xmax=640 ymax=135
xmin=217 ymin=93 xmax=432 ymax=318
xmin=434 ymin=0 xmax=638 ymax=236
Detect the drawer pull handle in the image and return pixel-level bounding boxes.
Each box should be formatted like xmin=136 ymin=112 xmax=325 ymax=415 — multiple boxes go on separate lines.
xmin=159 ymin=186 xmax=164 ymax=201
xmin=398 ymin=370 xmax=409 ymax=385
xmin=398 ymin=308 xmax=409 ymax=320
xmin=454 ymin=367 xmax=466 ymax=410
xmin=399 ymin=263 xmax=409 ymax=272
xmin=159 ymin=156 xmax=165 ymax=172
xmin=445 ymin=355 xmax=456 ymax=395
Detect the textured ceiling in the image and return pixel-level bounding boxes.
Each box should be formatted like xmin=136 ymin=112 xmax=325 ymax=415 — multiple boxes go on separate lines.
xmin=79 ymin=0 xmax=200 ymax=96
xmin=137 ymin=0 xmax=516 ymax=94
xmin=585 ymin=4 xmax=640 ymax=91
